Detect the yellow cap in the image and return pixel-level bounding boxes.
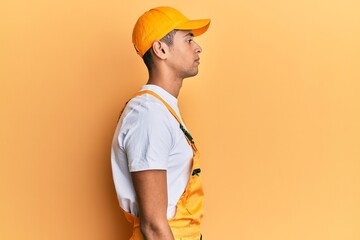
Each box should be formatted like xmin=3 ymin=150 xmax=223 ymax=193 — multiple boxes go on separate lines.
xmin=132 ymin=6 xmax=211 ymax=57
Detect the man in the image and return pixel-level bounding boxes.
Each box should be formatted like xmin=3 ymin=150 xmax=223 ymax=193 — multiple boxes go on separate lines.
xmin=111 ymin=6 xmax=210 ymax=240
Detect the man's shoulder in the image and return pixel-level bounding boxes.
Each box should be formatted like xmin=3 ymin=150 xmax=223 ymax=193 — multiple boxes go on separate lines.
xmin=119 ymin=94 xmax=178 ymax=134
xmin=118 ymin=94 xmax=178 ymax=156
xmin=124 ymin=94 xmax=170 ymax=119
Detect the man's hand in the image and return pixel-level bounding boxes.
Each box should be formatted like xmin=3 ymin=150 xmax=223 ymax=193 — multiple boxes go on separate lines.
xmin=131 ymin=170 xmax=174 ymax=240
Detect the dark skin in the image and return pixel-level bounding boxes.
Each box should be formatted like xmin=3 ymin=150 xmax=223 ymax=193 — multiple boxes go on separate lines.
xmin=132 ymin=170 xmax=173 ymax=239
xmin=131 ymin=30 xmax=202 ymax=240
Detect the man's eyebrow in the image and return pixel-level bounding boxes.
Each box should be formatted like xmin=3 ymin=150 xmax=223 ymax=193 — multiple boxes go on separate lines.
xmin=183 ymin=32 xmax=194 ymax=38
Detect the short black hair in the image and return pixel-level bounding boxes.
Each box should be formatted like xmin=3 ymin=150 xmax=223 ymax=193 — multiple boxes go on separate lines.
xmin=143 ymin=30 xmax=178 ymax=72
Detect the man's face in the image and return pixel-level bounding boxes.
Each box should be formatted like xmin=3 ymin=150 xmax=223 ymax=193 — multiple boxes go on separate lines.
xmin=166 ymin=30 xmax=202 ymax=79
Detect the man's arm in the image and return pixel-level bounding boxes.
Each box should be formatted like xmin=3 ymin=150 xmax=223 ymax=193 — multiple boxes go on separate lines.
xmin=131 ymin=170 xmax=174 ymax=240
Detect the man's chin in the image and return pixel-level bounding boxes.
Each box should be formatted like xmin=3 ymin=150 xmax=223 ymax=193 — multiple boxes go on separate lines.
xmin=183 ymin=70 xmax=199 ymax=79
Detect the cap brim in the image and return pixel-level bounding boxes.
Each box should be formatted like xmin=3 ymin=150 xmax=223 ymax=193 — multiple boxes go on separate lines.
xmin=176 ymin=19 xmax=211 ymax=36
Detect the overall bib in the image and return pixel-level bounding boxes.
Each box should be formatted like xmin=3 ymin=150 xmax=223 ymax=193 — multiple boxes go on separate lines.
xmin=121 ymin=90 xmax=204 ymax=240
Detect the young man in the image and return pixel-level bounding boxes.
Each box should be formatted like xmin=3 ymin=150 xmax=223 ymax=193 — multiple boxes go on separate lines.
xmin=111 ymin=6 xmax=210 ymax=240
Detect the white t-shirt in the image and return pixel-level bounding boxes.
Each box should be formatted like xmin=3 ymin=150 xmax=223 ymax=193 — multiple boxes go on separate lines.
xmin=111 ymin=84 xmax=193 ymax=219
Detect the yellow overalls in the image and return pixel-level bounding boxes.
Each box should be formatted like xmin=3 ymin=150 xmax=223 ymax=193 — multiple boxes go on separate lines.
xmin=121 ymin=90 xmax=204 ymax=240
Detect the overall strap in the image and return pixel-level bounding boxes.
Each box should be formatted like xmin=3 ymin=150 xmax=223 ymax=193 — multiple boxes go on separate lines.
xmin=133 ymin=90 xmax=195 ymax=144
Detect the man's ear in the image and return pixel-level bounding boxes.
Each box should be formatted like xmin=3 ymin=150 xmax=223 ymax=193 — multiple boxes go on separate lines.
xmin=152 ymin=41 xmax=168 ymax=60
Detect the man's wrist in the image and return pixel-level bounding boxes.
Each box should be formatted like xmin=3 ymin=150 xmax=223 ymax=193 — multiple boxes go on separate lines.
xmin=140 ymin=220 xmax=174 ymax=240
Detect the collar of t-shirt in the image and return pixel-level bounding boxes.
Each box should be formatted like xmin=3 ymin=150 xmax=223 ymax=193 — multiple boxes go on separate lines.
xmin=140 ymin=84 xmax=183 ymax=125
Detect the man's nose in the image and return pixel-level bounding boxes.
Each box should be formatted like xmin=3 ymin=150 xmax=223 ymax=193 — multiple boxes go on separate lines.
xmin=194 ymin=42 xmax=202 ymax=53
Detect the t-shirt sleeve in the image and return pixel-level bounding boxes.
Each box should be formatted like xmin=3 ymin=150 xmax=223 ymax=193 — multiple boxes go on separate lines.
xmin=121 ymin=101 xmax=173 ymax=172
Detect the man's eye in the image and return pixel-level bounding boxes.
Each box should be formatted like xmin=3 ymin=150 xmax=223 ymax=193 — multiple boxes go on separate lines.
xmin=187 ymin=39 xmax=193 ymax=43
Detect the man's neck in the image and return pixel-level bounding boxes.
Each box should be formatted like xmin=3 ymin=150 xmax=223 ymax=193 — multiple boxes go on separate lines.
xmin=147 ymin=74 xmax=183 ymax=98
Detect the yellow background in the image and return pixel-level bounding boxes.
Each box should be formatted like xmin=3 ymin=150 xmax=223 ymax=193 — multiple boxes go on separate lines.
xmin=1 ymin=0 xmax=359 ymax=239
